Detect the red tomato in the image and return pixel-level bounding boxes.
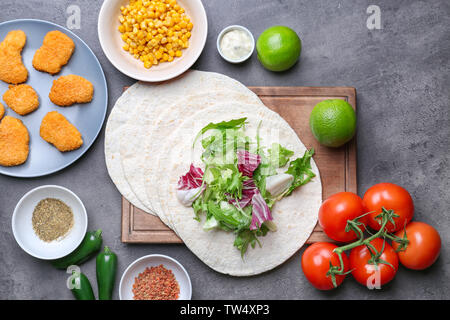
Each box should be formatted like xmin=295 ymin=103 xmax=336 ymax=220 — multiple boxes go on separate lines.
xmin=301 ymin=242 xmax=349 ymax=290
xmin=349 ymin=238 xmax=399 ymax=287
xmin=392 ymin=222 xmax=441 ymax=270
xmin=319 ymin=192 xmax=368 ymax=242
xmin=363 ymin=183 xmax=414 ymax=232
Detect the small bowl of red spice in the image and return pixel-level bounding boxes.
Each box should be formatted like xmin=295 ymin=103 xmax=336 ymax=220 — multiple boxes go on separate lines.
xmin=119 ymin=254 xmax=192 ymax=300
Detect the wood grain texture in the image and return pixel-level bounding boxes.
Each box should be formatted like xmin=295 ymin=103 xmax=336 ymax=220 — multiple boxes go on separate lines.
xmin=121 ymin=86 xmax=357 ymax=244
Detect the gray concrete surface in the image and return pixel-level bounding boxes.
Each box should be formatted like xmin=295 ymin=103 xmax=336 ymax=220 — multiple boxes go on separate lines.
xmin=0 ymin=0 xmax=449 ymax=300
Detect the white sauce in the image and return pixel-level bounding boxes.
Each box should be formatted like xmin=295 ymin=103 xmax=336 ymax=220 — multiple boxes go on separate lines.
xmin=220 ymin=29 xmax=253 ymax=61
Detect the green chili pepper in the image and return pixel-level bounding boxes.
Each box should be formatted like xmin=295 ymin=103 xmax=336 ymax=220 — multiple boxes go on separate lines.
xmin=70 ymin=271 xmax=95 ymax=300
xmin=96 ymin=246 xmax=118 ymax=300
xmin=51 ymin=229 xmax=103 ymax=269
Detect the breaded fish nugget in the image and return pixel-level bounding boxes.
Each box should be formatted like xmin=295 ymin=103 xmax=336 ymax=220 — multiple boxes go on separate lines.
xmin=40 ymin=111 xmax=83 ymax=152
xmin=32 ymin=30 xmax=75 ymax=75
xmin=0 ymin=30 xmax=28 ymax=84
xmin=49 ymin=74 xmax=94 ymax=106
xmin=0 ymin=116 xmax=29 ymax=166
xmin=3 ymin=84 xmax=39 ymax=116
xmin=0 ymin=103 xmax=4 ymax=120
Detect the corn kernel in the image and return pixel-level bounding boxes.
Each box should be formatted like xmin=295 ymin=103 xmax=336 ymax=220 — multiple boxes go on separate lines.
xmin=118 ymin=0 xmax=192 ymax=67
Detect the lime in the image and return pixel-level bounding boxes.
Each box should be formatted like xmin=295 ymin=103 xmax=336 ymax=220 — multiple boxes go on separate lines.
xmin=256 ymin=26 xmax=301 ymax=72
xmin=309 ymin=99 xmax=356 ymax=147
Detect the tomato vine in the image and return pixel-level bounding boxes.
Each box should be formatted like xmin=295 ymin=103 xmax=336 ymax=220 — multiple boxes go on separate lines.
xmin=326 ymin=207 xmax=409 ymax=288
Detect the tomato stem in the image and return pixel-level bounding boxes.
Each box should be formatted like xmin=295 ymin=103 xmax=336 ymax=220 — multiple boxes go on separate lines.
xmin=328 ymin=207 xmax=400 ymax=286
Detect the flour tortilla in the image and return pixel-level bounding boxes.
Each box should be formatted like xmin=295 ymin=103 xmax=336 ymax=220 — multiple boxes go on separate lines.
xmin=104 ymin=83 xmax=152 ymax=213
xmin=142 ymin=92 xmax=264 ymax=226
xmin=157 ymin=104 xmax=322 ymax=276
xmin=119 ymin=70 xmax=263 ymax=225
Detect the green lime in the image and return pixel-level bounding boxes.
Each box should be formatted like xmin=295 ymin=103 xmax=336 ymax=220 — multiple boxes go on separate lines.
xmin=309 ymin=99 xmax=356 ymax=147
xmin=256 ymin=26 xmax=301 ymax=72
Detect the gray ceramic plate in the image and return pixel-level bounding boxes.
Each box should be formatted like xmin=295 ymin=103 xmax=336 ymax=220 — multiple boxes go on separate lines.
xmin=0 ymin=19 xmax=107 ymax=178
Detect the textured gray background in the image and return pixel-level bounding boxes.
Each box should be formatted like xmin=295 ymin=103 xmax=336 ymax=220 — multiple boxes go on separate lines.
xmin=0 ymin=0 xmax=449 ymax=300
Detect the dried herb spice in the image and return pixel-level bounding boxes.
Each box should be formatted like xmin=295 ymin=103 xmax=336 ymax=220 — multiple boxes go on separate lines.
xmin=132 ymin=264 xmax=180 ymax=300
xmin=32 ymin=198 xmax=74 ymax=242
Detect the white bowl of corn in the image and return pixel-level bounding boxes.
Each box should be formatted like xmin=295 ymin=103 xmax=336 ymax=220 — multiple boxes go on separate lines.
xmin=98 ymin=0 xmax=207 ymax=82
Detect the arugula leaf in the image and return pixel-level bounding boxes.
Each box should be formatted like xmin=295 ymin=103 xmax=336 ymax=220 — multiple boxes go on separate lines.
xmin=268 ymin=143 xmax=294 ymax=167
xmin=234 ymin=230 xmax=258 ymax=257
xmin=284 ymin=148 xmax=316 ymax=196
xmin=234 ymin=224 xmax=269 ymax=257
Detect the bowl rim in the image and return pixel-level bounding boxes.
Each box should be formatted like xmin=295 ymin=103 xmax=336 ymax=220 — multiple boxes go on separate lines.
xmin=11 ymin=185 xmax=88 ymax=260
xmin=97 ymin=0 xmax=208 ymax=82
xmin=119 ymin=254 xmax=192 ymax=300
xmin=216 ymin=24 xmax=255 ymax=64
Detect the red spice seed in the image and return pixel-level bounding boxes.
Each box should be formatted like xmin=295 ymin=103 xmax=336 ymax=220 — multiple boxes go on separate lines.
xmin=132 ymin=264 xmax=180 ymax=300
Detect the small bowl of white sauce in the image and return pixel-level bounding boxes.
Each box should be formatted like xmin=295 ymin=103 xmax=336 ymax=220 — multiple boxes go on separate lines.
xmin=217 ymin=25 xmax=255 ymax=63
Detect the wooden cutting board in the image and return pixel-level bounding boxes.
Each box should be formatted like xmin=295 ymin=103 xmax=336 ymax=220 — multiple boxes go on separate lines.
xmin=121 ymin=86 xmax=357 ymax=243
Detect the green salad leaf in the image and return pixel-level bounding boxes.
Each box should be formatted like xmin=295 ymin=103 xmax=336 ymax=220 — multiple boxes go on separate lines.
xmin=201 ymin=125 xmax=250 ymax=166
xmin=234 ymin=224 xmax=269 ymax=257
xmin=284 ymin=148 xmax=316 ymax=196
xmin=184 ymin=118 xmax=316 ymax=256
xmin=193 ymin=117 xmax=247 ymax=148
xmin=268 ymin=143 xmax=294 ymax=167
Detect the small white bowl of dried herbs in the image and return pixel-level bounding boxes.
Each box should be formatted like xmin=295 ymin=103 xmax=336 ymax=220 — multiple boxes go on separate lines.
xmin=12 ymin=185 xmax=88 ymax=260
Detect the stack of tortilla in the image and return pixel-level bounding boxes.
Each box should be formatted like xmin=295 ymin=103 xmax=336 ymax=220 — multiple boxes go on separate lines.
xmin=105 ymin=70 xmax=322 ymax=276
